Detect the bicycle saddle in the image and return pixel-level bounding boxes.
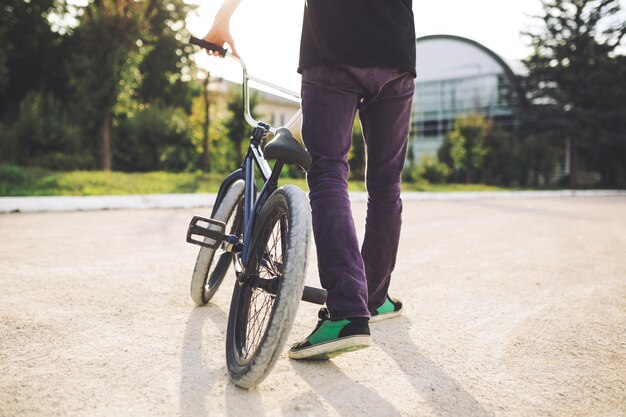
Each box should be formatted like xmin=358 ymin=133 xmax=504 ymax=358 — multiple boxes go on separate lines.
xmin=263 ymin=128 xmax=312 ymax=171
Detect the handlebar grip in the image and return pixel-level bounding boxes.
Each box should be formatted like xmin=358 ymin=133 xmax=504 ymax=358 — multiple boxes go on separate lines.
xmin=301 ymin=286 xmax=327 ymax=305
xmin=188 ymin=36 xmax=228 ymax=57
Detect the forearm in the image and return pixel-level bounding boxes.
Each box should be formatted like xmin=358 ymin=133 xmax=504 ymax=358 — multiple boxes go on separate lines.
xmin=214 ymin=0 xmax=242 ymax=26
xmin=203 ymin=0 xmax=242 ymax=56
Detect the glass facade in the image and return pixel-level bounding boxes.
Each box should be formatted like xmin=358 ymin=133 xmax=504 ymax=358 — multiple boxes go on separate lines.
xmin=410 ymin=72 xmax=518 ymax=159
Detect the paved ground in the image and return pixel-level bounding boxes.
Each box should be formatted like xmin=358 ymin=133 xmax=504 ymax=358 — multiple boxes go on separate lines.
xmin=1 ymin=196 xmax=625 ymax=417
xmin=2 ymin=190 xmax=624 ymax=213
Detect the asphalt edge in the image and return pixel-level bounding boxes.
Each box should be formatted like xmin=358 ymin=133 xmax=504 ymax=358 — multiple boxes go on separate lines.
xmin=1 ymin=190 xmax=624 ymax=213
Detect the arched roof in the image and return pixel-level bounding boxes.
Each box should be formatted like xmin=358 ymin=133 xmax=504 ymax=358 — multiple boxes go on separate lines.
xmin=415 ymin=34 xmax=518 ymax=84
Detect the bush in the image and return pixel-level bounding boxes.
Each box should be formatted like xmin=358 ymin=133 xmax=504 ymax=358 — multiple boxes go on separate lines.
xmin=520 ymin=135 xmax=559 ymax=187
xmin=483 ymin=129 xmax=522 ymax=186
xmin=114 ymin=104 xmax=194 ymax=172
xmin=0 ymin=164 xmax=59 ymax=196
xmin=414 ymin=155 xmax=450 ymax=184
xmin=0 ymin=164 xmax=27 ymax=186
xmin=1 ymin=92 xmax=92 ymax=170
xmin=442 ymin=114 xmax=489 ymax=183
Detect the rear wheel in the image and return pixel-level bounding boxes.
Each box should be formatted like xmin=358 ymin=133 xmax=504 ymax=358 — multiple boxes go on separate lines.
xmin=226 ymin=185 xmax=310 ymax=388
xmin=190 ymin=180 xmax=244 ymax=306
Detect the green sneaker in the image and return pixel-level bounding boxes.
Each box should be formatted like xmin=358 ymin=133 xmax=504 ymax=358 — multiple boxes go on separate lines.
xmin=288 ymin=308 xmax=371 ymax=360
xmin=369 ymin=295 xmax=403 ymax=323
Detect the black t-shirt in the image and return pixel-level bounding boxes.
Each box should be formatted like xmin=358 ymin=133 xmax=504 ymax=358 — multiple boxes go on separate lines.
xmin=298 ymin=0 xmax=416 ymax=76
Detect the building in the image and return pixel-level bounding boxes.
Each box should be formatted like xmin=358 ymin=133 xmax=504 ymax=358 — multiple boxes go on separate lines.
xmin=411 ymin=34 xmax=521 ymax=161
xmin=208 ymin=78 xmax=302 ymax=135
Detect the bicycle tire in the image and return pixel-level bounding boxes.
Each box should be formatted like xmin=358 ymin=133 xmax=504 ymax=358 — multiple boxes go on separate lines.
xmin=190 ymin=180 xmax=244 ymax=306
xmin=226 ymin=185 xmax=310 ymax=388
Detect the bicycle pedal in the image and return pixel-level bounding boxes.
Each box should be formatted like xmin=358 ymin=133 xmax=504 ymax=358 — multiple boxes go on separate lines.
xmin=186 ymin=216 xmax=227 ymax=249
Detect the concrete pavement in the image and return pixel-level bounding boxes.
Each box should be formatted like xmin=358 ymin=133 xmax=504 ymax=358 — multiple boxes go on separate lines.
xmin=1 ymin=189 xmax=625 ymax=212
xmin=1 ymin=197 xmax=625 ymax=416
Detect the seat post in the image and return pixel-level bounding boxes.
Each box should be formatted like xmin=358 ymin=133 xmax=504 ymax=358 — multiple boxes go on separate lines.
xmin=268 ymin=161 xmax=284 ymax=186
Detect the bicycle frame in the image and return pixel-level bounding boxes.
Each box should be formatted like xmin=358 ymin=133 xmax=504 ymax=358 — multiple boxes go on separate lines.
xmin=216 ymin=132 xmax=285 ymax=270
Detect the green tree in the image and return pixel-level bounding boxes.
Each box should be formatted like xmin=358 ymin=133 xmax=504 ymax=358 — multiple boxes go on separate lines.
xmin=522 ymin=0 xmax=626 ymax=187
xmin=0 ymin=0 xmax=86 ymax=167
xmin=415 ymin=155 xmax=450 ymax=184
xmin=348 ymin=117 xmax=366 ymax=180
xmin=136 ymin=0 xmax=196 ymax=110
xmin=224 ymin=87 xmax=259 ymax=168
xmin=443 ymin=114 xmax=489 ymax=183
xmin=483 ymin=128 xmax=521 ymax=186
xmin=1 ymin=92 xmax=88 ymax=169
xmin=1 ymin=0 xmax=200 ymax=173
xmin=0 ymin=25 xmax=9 ymax=101
xmin=519 ymin=134 xmax=560 ymax=187
xmin=114 ymin=103 xmax=193 ymax=171
xmin=189 ymin=82 xmax=235 ymax=173
xmin=65 ymin=0 xmax=151 ymax=171
xmin=0 ymin=0 xmax=62 ymax=122
xmin=402 ymin=140 xmax=417 ymax=182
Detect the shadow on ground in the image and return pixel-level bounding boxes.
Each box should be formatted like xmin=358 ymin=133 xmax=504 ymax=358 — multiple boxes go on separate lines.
xmin=179 ymin=305 xmax=266 ymax=417
xmin=376 ymin=317 xmax=494 ymax=417
xmin=292 ymin=360 xmax=402 ymax=417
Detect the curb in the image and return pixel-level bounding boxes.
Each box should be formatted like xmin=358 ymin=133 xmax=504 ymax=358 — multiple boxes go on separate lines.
xmin=1 ymin=190 xmax=624 ymax=213
xmin=0 ymin=194 xmax=216 ymax=213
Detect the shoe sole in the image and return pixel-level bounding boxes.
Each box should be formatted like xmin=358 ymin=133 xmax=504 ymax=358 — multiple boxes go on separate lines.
xmin=288 ymin=335 xmax=371 ymax=360
xmin=368 ymin=310 xmax=402 ymax=323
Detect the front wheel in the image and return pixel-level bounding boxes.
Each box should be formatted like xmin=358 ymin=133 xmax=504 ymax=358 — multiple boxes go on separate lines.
xmin=190 ymin=180 xmax=244 ymax=306
xmin=226 ymin=185 xmax=311 ymax=388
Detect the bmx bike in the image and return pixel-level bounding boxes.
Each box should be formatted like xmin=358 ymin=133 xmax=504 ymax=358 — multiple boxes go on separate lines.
xmin=185 ymin=36 xmax=326 ymax=389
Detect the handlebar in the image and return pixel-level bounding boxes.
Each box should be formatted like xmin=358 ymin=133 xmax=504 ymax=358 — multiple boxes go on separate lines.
xmin=189 ymin=36 xmax=228 ymax=57
xmin=189 ymin=36 xmax=302 ymax=135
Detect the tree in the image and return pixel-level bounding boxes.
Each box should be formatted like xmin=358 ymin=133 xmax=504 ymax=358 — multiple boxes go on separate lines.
xmin=189 ymin=82 xmax=235 ymax=174
xmin=65 ymin=0 xmax=152 ymax=170
xmin=201 ymin=75 xmax=211 ymax=172
xmin=114 ymin=0 xmax=198 ymax=172
xmin=522 ymin=0 xmax=626 ymax=187
xmin=0 ymin=0 xmax=62 ymax=122
xmin=1 ymin=0 xmax=200 ymax=173
xmin=224 ymin=87 xmax=259 ymax=168
xmin=136 ymin=0 xmax=196 ymax=110
xmin=519 ymin=134 xmax=560 ymax=187
xmin=483 ymin=128 xmax=522 ymax=186
xmin=0 ymin=0 xmax=87 ymax=167
xmin=113 ymin=103 xmax=193 ymax=171
xmin=1 ymin=91 xmax=87 ymax=169
xmin=348 ymin=117 xmax=366 ymax=180
xmin=442 ymin=114 xmax=489 ymax=183
xmin=415 ymin=155 xmax=450 ymax=184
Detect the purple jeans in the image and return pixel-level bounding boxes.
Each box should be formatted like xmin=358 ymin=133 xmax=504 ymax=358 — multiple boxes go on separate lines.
xmin=300 ymin=64 xmax=415 ymax=320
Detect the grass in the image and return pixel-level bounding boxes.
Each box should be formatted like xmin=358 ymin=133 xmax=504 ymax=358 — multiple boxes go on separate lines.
xmin=0 ymin=164 xmax=513 ymax=197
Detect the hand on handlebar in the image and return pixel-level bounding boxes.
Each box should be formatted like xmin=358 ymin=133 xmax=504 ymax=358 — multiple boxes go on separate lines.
xmin=202 ymin=22 xmax=239 ymax=58
xmin=202 ymin=31 xmax=238 ymax=58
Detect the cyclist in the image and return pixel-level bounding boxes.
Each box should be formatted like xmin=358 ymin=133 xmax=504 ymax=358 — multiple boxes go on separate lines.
xmin=203 ymin=0 xmax=416 ymax=360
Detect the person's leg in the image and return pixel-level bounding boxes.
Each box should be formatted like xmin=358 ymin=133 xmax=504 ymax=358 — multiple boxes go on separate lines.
xmin=358 ymin=70 xmax=415 ymax=312
xmin=300 ymin=65 xmax=370 ymax=320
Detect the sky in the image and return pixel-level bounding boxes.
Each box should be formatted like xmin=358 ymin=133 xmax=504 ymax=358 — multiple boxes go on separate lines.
xmin=185 ymin=0 xmax=626 ymax=94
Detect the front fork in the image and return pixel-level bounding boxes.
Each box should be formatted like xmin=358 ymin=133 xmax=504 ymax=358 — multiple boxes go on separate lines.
xmin=187 ymin=219 xmax=327 ymax=305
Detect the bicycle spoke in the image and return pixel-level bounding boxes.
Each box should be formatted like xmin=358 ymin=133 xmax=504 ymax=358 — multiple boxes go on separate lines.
xmin=244 ymin=288 xmax=275 ymax=358
xmin=265 ymin=213 xmax=286 ymax=277
xmin=266 ymin=222 xmax=281 ymax=267
xmin=240 ymin=212 xmax=287 ymax=360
